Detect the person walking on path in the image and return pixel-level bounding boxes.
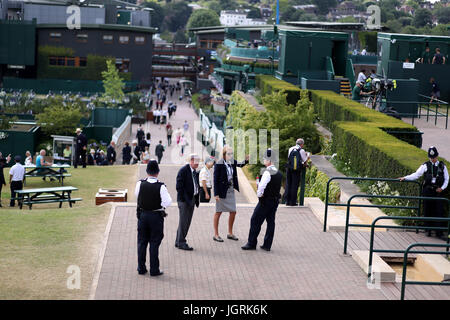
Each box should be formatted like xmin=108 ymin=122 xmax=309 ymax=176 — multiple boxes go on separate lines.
xmin=166 ymin=123 xmax=173 ymax=146
xmin=74 ymin=128 xmax=87 ymax=168
xmin=242 ymin=149 xmax=282 ymax=251
xmin=175 ymin=154 xmax=200 ymax=251
xmin=183 ymin=120 xmax=189 ymax=133
xmin=155 ymin=141 xmax=165 ymax=164
xmin=283 ymin=138 xmax=310 ymax=206
xmin=213 ymin=146 xmax=249 ymax=242
xmin=199 ymin=157 xmax=214 ymax=203
xmin=9 ymin=155 xmax=25 ymax=207
xmin=122 ymin=141 xmax=132 ymax=165
xmin=175 ymin=127 xmax=182 ymax=146
xmin=180 ymin=135 xmax=188 ymax=156
xmin=136 ymin=125 xmax=145 ymax=145
xmin=107 ymin=141 xmax=116 ymax=165
xmin=399 ymin=146 xmax=449 ymax=238
xmin=135 ymin=160 xmax=172 ymax=277
xmin=0 ymin=153 xmax=11 ymax=207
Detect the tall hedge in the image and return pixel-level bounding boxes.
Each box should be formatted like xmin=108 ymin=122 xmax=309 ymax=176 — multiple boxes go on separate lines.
xmin=311 ymin=90 xmax=450 ymax=209
xmin=255 ymin=75 xmax=301 ymax=105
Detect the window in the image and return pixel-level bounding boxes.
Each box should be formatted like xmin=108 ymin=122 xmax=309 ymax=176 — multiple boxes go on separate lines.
xmin=77 ymin=33 xmax=88 ymax=43
xmin=49 ymin=32 xmax=61 ymax=41
xmin=116 ymin=58 xmax=130 ymax=73
xmin=135 ymin=36 xmax=145 ymax=45
xmin=48 ymin=56 xmax=87 ymax=67
xmin=103 ymin=35 xmax=113 ymax=43
xmin=119 ymin=36 xmax=129 ymax=44
xmin=66 ymin=58 xmax=75 ymax=66
xmin=79 ymin=57 xmax=87 ymax=67
xmin=49 ymin=57 xmax=57 ymax=65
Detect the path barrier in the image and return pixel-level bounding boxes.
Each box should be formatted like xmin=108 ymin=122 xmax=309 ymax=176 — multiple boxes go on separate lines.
xmin=400 ymin=242 xmax=450 ymax=300
xmin=323 ymin=177 xmax=422 ymax=232
xmin=343 ymin=194 xmax=449 ymax=254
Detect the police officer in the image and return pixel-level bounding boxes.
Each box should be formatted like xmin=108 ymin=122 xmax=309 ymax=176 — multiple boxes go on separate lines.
xmin=242 ymin=149 xmax=282 ymax=251
xmin=135 ymin=159 xmax=172 ymax=276
xmin=400 ymin=146 xmax=449 ymax=238
xmin=283 ymin=138 xmax=309 ymax=206
xmin=74 ymin=128 xmax=87 ymax=168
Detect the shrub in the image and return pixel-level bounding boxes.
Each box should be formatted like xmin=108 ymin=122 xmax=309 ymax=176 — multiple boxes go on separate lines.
xmin=302 ymin=165 xmax=341 ymax=203
xmin=255 ymin=75 xmax=302 ymax=105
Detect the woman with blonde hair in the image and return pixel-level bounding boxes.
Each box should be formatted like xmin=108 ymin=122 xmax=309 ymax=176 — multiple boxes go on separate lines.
xmin=141 ymin=146 xmax=150 ymax=164
xmin=213 ymin=145 xmax=249 ymax=242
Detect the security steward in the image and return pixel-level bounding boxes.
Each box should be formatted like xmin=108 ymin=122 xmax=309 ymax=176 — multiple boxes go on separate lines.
xmin=74 ymin=128 xmax=87 ymax=168
xmin=400 ymin=146 xmax=449 ymax=238
xmin=242 ymin=149 xmax=282 ymax=251
xmin=135 ymin=159 xmax=172 ymax=276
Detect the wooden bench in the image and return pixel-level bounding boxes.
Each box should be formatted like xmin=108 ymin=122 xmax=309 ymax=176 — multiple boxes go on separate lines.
xmin=14 ymin=186 xmax=81 ymax=210
xmin=24 ymin=165 xmax=71 ymax=186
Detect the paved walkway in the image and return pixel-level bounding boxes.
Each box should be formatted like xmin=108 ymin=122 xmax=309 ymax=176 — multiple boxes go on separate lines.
xmin=91 ymin=83 xmax=450 ymax=300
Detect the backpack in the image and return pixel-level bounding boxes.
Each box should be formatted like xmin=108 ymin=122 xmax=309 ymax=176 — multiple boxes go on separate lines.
xmin=288 ymin=147 xmax=302 ymax=171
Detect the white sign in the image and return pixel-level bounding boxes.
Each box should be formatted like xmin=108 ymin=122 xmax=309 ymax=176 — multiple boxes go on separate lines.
xmin=0 ymin=132 xmax=8 ymax=140
xmin=403 ymin=62 xmax=415 ymax=69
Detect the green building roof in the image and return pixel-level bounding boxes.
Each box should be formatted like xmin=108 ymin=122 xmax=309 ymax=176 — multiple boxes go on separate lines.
xmin=36 ymin=23 xmax=157 ymax=34
xmin=378 ymin=32 xmax=450 ymax=43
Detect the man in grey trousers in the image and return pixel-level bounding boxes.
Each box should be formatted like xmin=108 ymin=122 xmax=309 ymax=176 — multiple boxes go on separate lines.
xmin=175 ymin=154 xmax=200 ymax=251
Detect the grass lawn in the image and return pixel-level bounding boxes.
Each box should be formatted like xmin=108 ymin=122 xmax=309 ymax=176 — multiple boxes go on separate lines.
xmin=0 ymin=165 xmax=137 ymax=299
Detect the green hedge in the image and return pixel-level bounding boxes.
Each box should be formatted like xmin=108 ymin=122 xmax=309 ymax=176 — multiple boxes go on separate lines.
xmin=303 ymin=165 xmax=341 ymax=203
xmin=255 ymin=75 xmax=301 ymax=105
xmin=223 ymin=59 xmax=278 ymax=70
xmin=310 ymin=90 xmax=421 ymax=147
xmin=311 ymin=90 xmax=449 ymax=213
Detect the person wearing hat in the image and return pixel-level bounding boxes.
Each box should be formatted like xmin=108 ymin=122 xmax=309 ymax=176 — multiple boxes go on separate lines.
xmin=283 ymin=138 xmax=310 ymax=206
xmin=399 ymin=146 xmax=449 ymax=238
xmin=74 ymin=128 xmax=87 ymax=168
xmin=242 ymin=149 xmax=282 ymax=251
xmin=135 ymin=159 xmax=172 ymax=276
xmin=9 ymin=155 xmax=25 ymax=207
xmin=352 ymin=81 xmax=373 ymax=102
xmin=87 ymin=149 xmax=97 ymax=166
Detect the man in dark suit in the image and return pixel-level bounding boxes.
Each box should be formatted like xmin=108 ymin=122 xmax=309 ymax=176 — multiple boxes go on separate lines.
xmin=107 ymin=141 xmax=116 ymax=165
xmin=74 ymin=128 xmax=87 ymax=168
xmin=175 ymin=153 xmax=200 ymax=251
xmin=155 ymin=140 xmax=165 ymax=164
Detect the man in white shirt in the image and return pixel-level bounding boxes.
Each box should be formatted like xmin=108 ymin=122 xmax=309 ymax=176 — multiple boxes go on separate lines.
xmin=361 ymin=48 xmax=367 ymax=55
xmin=284 ymin=138 xmax=310 ymax=206
xmin=399 ymin=146 xmax=449 ymax=238
xmin=357 ymin=69 xmax=367 ymax=84
xmin=242 ymin=149 xmax=282 ymax=251
xmin=135 ymin=159 xmax=172 ymax=276
xmin=9 ymin=155 xmax=25 ymax=207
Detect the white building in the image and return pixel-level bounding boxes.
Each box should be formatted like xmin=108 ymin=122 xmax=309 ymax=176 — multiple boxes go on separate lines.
xmin=220 ymin=10 xmax=266 ymax=26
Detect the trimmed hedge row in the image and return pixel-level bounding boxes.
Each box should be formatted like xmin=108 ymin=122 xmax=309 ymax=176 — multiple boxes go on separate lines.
xmin=255 ymin=75 xmax=302 ymax=106
xmin=310 ymin=90 xmax=421 ymax=147
xmin=311 ymin=90 xmax=449 ymax=206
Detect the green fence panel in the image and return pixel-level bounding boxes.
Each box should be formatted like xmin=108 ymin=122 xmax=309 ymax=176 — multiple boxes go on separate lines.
xmin=0 ymin=127 xmax=40 ymax=162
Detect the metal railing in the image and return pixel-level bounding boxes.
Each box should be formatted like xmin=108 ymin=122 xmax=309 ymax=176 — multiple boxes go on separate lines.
xmin=343 ymin=194 xmax=450 ymax=254
xmin=323 ymin=177 xmax=422 ymax=232
xmin=400 ymin=242 xmax=450 ymax=300
xmin=367 ymin=216 xmax=450 ymax=282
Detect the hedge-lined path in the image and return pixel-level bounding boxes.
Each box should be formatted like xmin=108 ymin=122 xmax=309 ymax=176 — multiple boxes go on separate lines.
xmin=91 ymin=81 xmax=450 ymax=300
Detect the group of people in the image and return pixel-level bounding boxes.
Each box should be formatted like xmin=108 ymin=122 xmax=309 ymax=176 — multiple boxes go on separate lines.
xmin=135 ymin=138 xmax=312 ymax=277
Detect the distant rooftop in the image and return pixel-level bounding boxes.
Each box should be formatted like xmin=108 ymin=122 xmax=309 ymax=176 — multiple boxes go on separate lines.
xmin=37 ymin=23 xmax=157 ymax=33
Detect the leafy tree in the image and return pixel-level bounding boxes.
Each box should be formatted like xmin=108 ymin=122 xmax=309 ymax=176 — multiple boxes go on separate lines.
xmin=102 ymin=60 xmax=125 ymax=104
xmin=401 ymin=25 xmax=418 ymax=34
xmin=142 ymin=0 xmax=165 ymax=29
xmin=173 ymin=29 xmax=188 ymax=43
xmin=413 ymin=8 xmax=432 ymax=28
xmin=36 ymin=97 xmax=84 ymax=136
xmin=311 ymin=0 xmax=337 ymax=15
xmin=186 ymin=9 xmax=220 ymax=38
xmin=435 ymin=6 xmax=450 ymax=24
xmin=247 ymin=7 xmax=262 ymax=19
xmin=162 ymin=2 xmax=192 ymax=33
xmin=207 ymin=0 xmax=222 ymax=15
xmin=385 ymin=19 xmax=402 ymax=33
xmin=430 ymin=24 xmax=450 ymax=36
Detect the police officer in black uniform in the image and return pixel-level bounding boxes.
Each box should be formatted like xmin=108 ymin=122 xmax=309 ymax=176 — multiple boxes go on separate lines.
xmin=400 ymin=146 xmax=449 ymax=238
xmin=135 ymin=159 xmax=172 ymax=276
xmin=74 ymin=128 xmax=87 ymax=168
xmin=242 ymin=149 xmax=283 ymax=251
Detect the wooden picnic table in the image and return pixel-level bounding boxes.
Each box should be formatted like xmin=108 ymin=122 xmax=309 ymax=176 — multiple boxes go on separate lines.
xmin=24 ymin=164 xmax=71 ymax=186
xmin=15 ymin=186 xmax=81 ymax=210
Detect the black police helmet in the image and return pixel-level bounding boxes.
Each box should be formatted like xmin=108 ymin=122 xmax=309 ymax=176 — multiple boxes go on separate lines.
xmin=428 ymin=146 xmax=439 ymax=159
xmin=146 ymin=159 xmax=160 ymax=175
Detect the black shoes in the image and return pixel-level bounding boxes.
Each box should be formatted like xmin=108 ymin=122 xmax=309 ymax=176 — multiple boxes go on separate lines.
xmin=241 ymin=244 xmax=256 ymax=250
xmin=178 ymin=244 xmax=194 ymax=251
xmin=137 ymin=269 xmax=148 ymax=275
xmin=260 ymin=246 xmax=270 ymax=251
xmin=150 ymin=271 xmax=164 ymax=277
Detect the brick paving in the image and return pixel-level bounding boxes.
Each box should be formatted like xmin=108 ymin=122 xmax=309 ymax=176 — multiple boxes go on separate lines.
xmin=92 ymin=85 xmax=449 ymax=300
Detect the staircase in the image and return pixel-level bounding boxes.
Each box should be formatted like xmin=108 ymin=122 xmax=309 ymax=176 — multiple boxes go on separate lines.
xmin=339 ymin=78 xmax=352 ymax=97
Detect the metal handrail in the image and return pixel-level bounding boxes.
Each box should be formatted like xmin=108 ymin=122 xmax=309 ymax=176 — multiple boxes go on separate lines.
xmin=343 ymin=194 xmax=450 ymax=254
xmin=367 ymin=216 xmax=450 ymax=285
xmin=400 ymin=242 xmax=450 ymax=300
xmin=323 ymin=177 xmax=422 ymax=232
